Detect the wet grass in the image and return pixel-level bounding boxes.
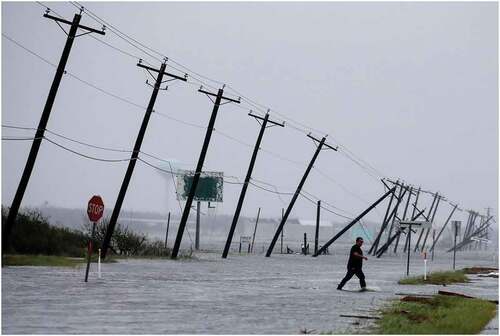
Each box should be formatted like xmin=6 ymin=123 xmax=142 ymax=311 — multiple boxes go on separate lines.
xmin=373 ymin=295 xmax=496 ymax=334
xmin=2 ymin=254 xmax=84 ymax=267
xmin=398 ymin=270 xmax=469 ymax=285
xmin=2 ymin=254 xmax=117 ymax=267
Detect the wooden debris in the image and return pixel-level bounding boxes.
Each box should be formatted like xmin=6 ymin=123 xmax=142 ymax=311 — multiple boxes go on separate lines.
xmin=462 ymin=267 xmax=499 ymax=274
xmin=340 ymin=314 xmax=381 ymax=320
xmin=401 ymin=296 xmax=434 ymax=304
xmin=395 ymin=292 xmax=435 ymax=297
xmin=438 ymin=290 xmax=499 ymax=305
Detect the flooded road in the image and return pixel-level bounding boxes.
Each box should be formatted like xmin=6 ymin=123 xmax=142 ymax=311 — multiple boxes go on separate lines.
xmin=2 ymin=248 xmax=498 ymax=334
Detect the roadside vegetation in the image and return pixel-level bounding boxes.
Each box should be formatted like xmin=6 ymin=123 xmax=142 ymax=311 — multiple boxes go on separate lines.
xmin=373 ymin=295 xmax=496 ymax=334
xmin=398 ymin=270 xmax=469 ymax=285
xmin=2 ymin=254 xmax=84 ymax=267
xmin=2 ymin=206 xmax=190 ymax=266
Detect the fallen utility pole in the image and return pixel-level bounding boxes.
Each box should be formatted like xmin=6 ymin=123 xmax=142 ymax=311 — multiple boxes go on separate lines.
xmin=3 ymin=10 xmax=105 ymax=248
xmin=414 ymin=192 xmax=438 ymax=252
xmin=222 ymin=112 xmax=284 ymax=258
xmin=171 ymin=86 xmax=240 ymax=259
xmin=265 ymin=134 xmax=337 ymax=257
xmin=101 ymin=61 xmax=187 ymax=258
xmin=447 ymin=216 xmax=493 ymax=252
xmin=250 ymin=207 xmax=261 ymax=253
xmin=429 ymin=203 xmax=458 ymax=252
xmin=313 ymin=187 xmax=396 ymax=257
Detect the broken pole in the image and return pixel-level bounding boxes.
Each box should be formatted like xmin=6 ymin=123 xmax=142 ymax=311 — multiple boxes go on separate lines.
xmin=266 ymin=134 xmax=337 ymax=257
xmin=171 ymin=87 xmax=240 ymax=259
xmin=313 ymin=187 xmax=396 ymax=257
xmin=222 ymin=112 xmax=283 ymax=258
xmin=384 ymin=184 xmax=406 ymax=251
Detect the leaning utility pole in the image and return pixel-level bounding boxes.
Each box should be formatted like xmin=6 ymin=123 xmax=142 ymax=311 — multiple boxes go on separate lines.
xmin=414 ymin=192 xmax=438 ymax=252
xmin=429 ymin=203 xmax=458 ymax=252
xmin=3 ymin=9 xmax=105 ymax=248
xmin=393 ymin=186 xmax=413 ymax=253
xmin=101 ymin=60 xmax=187 ymax=258
xmin=404 ymin=187 xmax=421 ymax=252
xmin=314 ymin=187 xmax=397 ymax=257
xmin=420 ymin=193 xmax=442 ymax=251
xmin=171 ymin=86 xmax=240 ymax=259
xmin=368 ymin=180 xmax=397 ymax=255
xmin=222 ymin=111 xmax=284 ymax=258
xmin=265 ymin=134 xmax=337 ymax=257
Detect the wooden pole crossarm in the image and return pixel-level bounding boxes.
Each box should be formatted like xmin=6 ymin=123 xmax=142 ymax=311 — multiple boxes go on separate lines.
xmin=43 ymin=13 xmax=105 ymax=35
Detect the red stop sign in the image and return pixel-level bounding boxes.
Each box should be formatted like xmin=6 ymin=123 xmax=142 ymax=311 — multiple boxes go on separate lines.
xmin=87 ymin=195 xmax=104 ymax=222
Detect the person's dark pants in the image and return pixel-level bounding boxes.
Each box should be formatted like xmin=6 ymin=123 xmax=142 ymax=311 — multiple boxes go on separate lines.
xmin=338 ymin=267 xmax=366 ymax=289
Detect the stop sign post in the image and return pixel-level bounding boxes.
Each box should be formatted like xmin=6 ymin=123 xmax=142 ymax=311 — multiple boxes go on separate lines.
xmin=85 ymin=195 xmax=104 ymax=282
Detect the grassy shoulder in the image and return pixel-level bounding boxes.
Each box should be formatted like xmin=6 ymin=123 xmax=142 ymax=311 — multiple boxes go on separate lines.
xmin=2 ymin=254 xmax=85 ymax=267
xmin=373 ymin=295 xmax=497 ymax=334
xmin=2 ymin=254 xmax=118 ymax=267
xmin=398 ymin=270 xmax=468 ymax=285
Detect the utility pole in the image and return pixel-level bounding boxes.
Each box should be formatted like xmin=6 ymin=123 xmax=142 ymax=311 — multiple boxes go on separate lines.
xmin=421 ymin=193 xmax=442 ymax=251
xmin=280 ymin=208 xmax=284 ymax=254
xmin=393 ymin=186 xmax=413 ymax=253
xmin=265 ymin=134 xmax=337 ymax=257
xmin=384 ymin=183 xmax=406 ymax=250
xmin=3 ymin=9 xmax=105 ymax=248
xmin=371 ymin=183 xmax=407 ymax=255
xmin=314 ymin=187 xmax=396 ymax=257
xmin=195 ymin=201 xmax=201 ymax=250
xmin=414 ymin=192 xmax=438 ymax=252
xmin=315 ymin=200 xmax=321 ymax=255
xmin=369 ymin=180 xmax=397 ymax=255
xmin=250 ymin=207 xmax=261 ymax=253
xmin=165 ymin=212 xmax=170 ymax=249
xmin=101 ymin=60 xmax=187 ymax=259
xmin=222 ymin=112 xmax=284 ymax=258
xmin=429 ymin=203 xmax=458 ymax=252
xmin=404 ymin=187 xmax=421 ymax=253
xmin=171 ymin=86 xmax=240 ymax=259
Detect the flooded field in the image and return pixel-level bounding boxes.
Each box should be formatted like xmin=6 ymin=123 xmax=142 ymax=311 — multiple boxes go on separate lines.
xmin=2 ymin=248 xmax=498 ymax=334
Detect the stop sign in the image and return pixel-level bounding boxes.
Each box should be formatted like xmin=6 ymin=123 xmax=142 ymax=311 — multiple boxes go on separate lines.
xmin=87 ymin=195 xmax=104 ymax=222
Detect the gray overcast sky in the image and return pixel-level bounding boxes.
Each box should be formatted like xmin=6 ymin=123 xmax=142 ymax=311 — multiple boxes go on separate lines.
xmin=2 ymin=1 xmax=498 ymax=225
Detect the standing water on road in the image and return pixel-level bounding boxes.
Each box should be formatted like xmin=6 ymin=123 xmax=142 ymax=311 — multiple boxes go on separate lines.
xmin=2 ymin=249 xmax=498 ymax=334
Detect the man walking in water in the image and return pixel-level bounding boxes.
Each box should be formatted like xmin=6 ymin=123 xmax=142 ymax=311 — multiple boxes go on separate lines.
xmin=337 ymin=237 xmax=368 ymax=290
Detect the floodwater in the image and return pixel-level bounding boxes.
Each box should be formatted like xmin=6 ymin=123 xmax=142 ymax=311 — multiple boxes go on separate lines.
xmin=2 ymin=248 xmax=498 ymax=334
